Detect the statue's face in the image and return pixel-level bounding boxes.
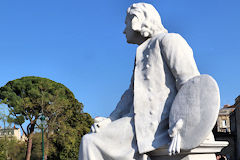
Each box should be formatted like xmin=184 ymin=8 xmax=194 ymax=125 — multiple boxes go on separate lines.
xmin=123 ymin=15 xmax=140 ymax=44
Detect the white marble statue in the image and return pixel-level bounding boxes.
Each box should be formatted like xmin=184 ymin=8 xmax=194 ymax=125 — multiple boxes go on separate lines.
xmin=79 ymin=3 xmax=220 ymax=160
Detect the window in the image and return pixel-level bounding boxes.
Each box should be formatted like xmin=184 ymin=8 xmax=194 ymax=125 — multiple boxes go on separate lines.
xmin=222 ymin=120 xmax=227 ymax=128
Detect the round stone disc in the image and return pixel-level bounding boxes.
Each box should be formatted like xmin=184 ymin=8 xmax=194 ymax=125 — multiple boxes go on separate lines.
xmin=169 ymin=75 xmax=220 ymax=150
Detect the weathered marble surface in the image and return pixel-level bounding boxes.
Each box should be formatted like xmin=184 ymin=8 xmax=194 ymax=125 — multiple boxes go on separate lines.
xmin=150 ymin=141 xmax=228 ymax=160
xmin=79 ymin=2 xmax=225 ymax=160
xmin=169 ymin=75 xmax=220 ymax=153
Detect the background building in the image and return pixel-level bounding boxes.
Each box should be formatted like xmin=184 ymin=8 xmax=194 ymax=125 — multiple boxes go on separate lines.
xmin=214 ymin=95 xmax=240 ymax=160
xmin=0 ymin=125 xmax=23 ymax=141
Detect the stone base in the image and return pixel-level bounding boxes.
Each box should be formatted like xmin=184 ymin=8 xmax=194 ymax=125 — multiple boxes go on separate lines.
xmin=149 ymin=141 xmax=228 ymax=160
xmin=150 ymin=154 xmax=216 ymax=160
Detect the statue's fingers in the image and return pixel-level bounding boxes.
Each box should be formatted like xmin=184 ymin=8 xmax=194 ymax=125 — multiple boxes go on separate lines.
xmin=168 ymin=139 xmax=174 ymax=155
xmin=169 ymin=135 xmax=176 ymax=155
xmin=175 ymin=133 xmax=179 ymax=153
xmin=91 ymin=125 xmax=95 ymax=133
xmin=172 ymin=136 xmax=177 ymax=154
xmin=94 ymin=123 xmax=100 ymax=133
xmin=176 ymin=133 xmax=181 ymax=153
xmin=98 ymin=120 xmax=105 ymax=128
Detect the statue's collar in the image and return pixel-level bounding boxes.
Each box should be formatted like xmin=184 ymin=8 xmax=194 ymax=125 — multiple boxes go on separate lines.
xmin=137 ymin=33 xmax=166 ymax=50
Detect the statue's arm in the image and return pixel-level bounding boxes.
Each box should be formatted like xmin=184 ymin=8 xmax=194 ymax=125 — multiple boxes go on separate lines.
xmin=161 ymin=33 xmax=200 ymax=154
xmin=161 ymin=33 xmax=200 ymax=90
xmin=109 ymin=77 xmax=134 ymax=121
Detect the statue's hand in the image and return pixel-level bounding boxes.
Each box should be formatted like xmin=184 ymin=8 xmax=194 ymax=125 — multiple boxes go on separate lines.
xmin=168 ymin=119 xmax=183 ymax=155
xmin=91 ymin=117 xmax=112 ymax=133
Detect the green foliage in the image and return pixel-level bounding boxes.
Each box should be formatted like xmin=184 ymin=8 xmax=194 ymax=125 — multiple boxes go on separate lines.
xmin=30 ymin=133 xmax=49 ymax=160
xmin=0 ymin=76 xmax=80 ymax=128
xmin=0 ymin=76 xmax=93 ymax=160
xmin=0 ymin=139 xmax=7 ymax=160
xmin=7 ymin=138 xmax=26 ymax=160
xmin=0 ymin=138 xmax=26 ymax=160
xmin=9 ymin=142 xmax=26 ymax=160
xmin=48 ymin=112 xmax=93 ymax=160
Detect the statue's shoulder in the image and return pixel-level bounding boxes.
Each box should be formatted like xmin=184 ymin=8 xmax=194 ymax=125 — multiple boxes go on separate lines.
xmin=147 ymin=33 xmax=186 ymax=48
xmin=160 ymin=33 xmax=184 ymax=43
xmin=158 ymin=33 xmax=189 ymax=48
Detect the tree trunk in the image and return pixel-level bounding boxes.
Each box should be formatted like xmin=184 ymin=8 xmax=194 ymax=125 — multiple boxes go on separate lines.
xmin=25 ymin=133 xmax=33 ymax=160
xmin=25 ymin=123 xmax=35 ymax=160
xmin=44 ymin=138 xmax=49 ymax=160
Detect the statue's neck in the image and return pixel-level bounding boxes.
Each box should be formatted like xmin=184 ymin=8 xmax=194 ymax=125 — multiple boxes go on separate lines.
xmin=137 ymin=37 xmax=150 ymax=45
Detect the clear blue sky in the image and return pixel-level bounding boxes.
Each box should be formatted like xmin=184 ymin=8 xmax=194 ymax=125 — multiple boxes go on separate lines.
xmin=0 ymin=0 xmax=240 ymax=122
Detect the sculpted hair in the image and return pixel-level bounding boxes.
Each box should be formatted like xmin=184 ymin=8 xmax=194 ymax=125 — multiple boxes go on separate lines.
xmin=127 ymin=3 xmax=168 ymax=38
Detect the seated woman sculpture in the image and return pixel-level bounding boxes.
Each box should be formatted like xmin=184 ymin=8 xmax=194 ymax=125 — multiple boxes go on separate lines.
xmin=79 ymin=2 xmax=219 ymax=160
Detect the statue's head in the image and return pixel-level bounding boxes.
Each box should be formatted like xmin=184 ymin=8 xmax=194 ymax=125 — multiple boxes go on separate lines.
xmin=123 ymin=3 xmax=167 ymax=44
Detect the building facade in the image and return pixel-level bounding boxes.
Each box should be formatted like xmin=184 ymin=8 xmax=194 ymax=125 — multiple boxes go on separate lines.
xmin=216 ymin=104 xmax=235 ymax=133
xmin=0 ymin=126 xmax=22 ymax=141
xmin=214 ymin=95 xmax=240 ymax=160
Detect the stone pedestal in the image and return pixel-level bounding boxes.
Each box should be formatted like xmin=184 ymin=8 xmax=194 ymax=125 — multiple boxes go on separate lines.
xmin=149 ymin=141 xmax=228 ymax=160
